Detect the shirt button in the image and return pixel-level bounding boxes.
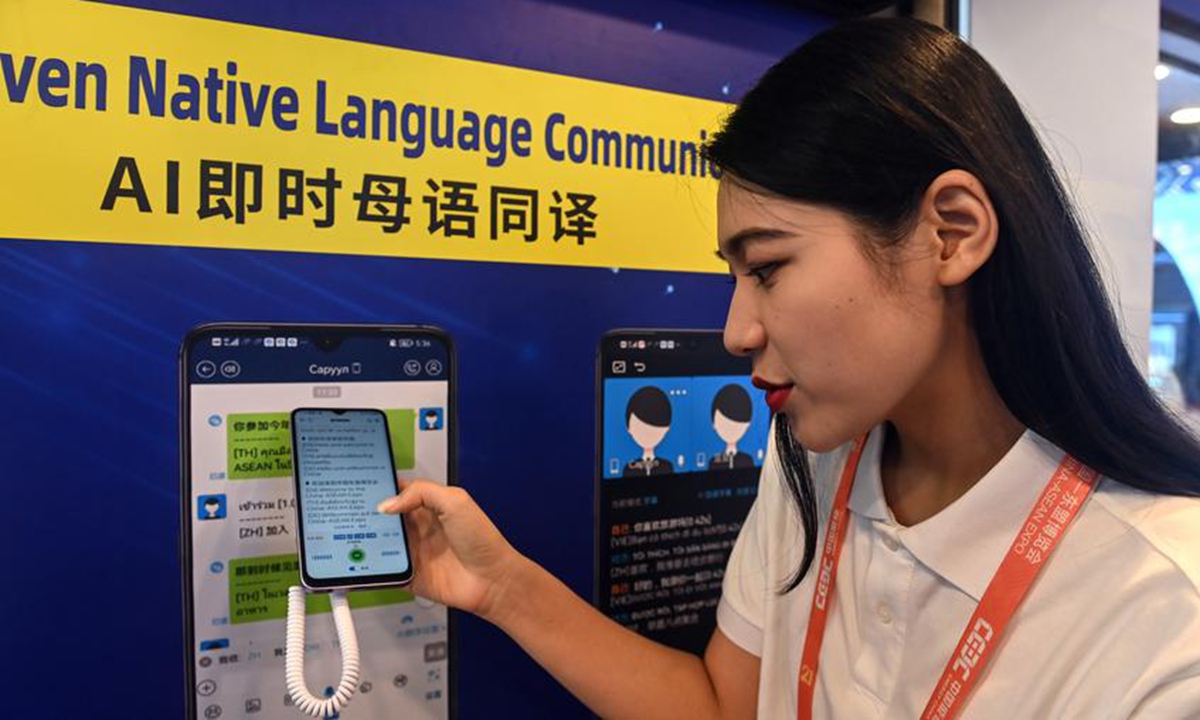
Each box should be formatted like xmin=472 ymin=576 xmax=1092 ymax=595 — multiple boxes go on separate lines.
xmin=877 ymin=604 xmax=894 ymax=625
xmin=881 ymin=534 xmax=900 ymax=552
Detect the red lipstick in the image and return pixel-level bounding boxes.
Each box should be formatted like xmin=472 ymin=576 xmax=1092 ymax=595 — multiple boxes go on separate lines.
xmin=752 ymin=375 xmax=794 ymax=414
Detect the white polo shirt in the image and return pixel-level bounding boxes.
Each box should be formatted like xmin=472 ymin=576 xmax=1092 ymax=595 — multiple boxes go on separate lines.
xmin=717 ymin=423 xmax=1200 ymax=718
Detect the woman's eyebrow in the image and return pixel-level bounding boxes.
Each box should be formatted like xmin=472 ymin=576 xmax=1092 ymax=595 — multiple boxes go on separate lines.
xmin=715 ymin=227 xmax=795 ymax=261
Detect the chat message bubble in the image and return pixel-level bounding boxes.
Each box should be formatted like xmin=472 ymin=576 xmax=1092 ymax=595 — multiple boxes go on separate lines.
xmin=384 ymin=409 xmax=415 ymax=470
xmin=228 ymin=554 xmax=413 ymax=624
xmin=225 ymin=409 xmax=415 ymax=480
xmin=227 ymin=413 xmax=293 ymax=480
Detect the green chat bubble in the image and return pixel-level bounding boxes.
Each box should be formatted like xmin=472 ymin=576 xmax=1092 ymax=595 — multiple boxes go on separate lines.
xmin=228 ymin=554 xmax=414 ymax=624
xmin=384 ymin=409 xmax=415 ymax=470
xmin=227 ymin=413 xmax=294 ymax=480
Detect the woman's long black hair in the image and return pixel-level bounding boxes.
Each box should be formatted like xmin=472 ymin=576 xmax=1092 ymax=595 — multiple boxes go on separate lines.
xmin=704 ymin=18 xmax=1200 ymax=591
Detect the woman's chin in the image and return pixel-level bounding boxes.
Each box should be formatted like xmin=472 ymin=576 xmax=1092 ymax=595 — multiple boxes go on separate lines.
xmin=786 ymin=414 xmax=856 ymax=454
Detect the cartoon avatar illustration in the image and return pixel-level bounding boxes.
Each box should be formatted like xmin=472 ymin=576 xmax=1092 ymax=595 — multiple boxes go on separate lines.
xmin=622 ymin=386 xmax=675 ymax=477
xmin=420 ymin=407 xmax=444 ymax=431
xmin=708 ymin=384 xmax=755 ymax=471
xmin=198 ymin=494 xmax=227 ymax=520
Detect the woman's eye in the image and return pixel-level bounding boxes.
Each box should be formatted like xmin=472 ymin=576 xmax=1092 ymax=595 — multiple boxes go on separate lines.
xmin=745 ymin=262 xmax=780 ymax=286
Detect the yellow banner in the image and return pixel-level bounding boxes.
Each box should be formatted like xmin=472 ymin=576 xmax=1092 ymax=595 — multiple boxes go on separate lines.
xmin=0 ymin=0 xmax=731 ymax=273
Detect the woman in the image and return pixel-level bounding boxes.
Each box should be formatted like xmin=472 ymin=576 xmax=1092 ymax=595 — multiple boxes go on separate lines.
xmin=379 ymin=18 xmax=1200 ymax=719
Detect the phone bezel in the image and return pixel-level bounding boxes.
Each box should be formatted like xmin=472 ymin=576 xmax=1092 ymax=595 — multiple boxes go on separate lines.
xmin=290 ymin=407 xmax=415 ymax=590
xmin=592 ymin=328 xmax=729 ymax=611
xmin=180 ymin=322 xmax=458 ymax=720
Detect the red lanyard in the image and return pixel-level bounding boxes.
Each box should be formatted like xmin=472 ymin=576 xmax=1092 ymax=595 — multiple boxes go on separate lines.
xmin=796 ymin=435 xmax=1098 ymax=720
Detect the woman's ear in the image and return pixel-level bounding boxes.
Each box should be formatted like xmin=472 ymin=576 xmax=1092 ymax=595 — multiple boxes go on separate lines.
xmin=919 ymin=169 xmax=999 ymax=287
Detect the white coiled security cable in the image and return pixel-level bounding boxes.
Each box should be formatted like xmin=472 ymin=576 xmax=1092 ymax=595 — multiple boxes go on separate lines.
xmin=285 ymin=586 xmax=361 ymax=718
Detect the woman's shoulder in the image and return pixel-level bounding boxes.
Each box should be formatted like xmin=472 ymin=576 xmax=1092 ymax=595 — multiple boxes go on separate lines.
xmin=1090 ymin=478 xmax=1200 ymax=599
xmin=1019 ymin=430 xmax=1200 ymax=600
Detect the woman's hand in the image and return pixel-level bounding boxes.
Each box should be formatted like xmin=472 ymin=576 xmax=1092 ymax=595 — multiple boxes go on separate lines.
xmin=377 ymin=480 xmax=524 ymax=623
xmin=380 ymin=480 xmax=754 ymax=720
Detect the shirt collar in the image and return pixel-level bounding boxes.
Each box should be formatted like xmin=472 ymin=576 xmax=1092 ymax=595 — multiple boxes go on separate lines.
xmin=846 ymin=424 xmax=1067 ymax=601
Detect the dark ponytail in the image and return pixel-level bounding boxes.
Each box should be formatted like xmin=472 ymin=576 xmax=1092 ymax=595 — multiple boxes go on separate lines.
xmin=705 ymin=18 xmax=1200 ymax=591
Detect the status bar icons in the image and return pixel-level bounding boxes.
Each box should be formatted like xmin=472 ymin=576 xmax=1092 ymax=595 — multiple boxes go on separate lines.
xmin=617 ymin=339 xmax=673 ymax=350
xmin=210 ymin=336 xmax=303 ymax=348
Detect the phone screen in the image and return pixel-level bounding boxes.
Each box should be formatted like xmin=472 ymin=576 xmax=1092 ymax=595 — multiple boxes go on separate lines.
xmin=293 ymin=409 xmax=412 ymax=588
xmin=182 ymin=324 xmax=453 ymax=720
xmin=596 ymin=330 xmax=766 ymax=655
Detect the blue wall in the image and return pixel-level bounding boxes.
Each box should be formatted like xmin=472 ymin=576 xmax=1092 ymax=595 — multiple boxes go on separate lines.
xmin=1 ymin=2 xmax=830 ymax=716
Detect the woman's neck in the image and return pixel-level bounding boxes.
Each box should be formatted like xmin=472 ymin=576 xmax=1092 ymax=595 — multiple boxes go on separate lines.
xmin=880 ymin=328 xmax=1024 ymax=527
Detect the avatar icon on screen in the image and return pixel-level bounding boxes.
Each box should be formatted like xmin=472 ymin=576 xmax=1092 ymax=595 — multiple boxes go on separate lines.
xmin=197 ymin=494 xmax=227 ymax=520
xmin=622 ymin=386 xmax=675 ymax=477
xmin=707 ymin=384 xmax=755 ymax=471
xmin=421 ymin=407 xmax=444 ymax=431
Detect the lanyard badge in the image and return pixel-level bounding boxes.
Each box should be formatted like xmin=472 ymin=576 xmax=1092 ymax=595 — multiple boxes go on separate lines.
xmin=796 ymin=436 xmax=1097 ymax=720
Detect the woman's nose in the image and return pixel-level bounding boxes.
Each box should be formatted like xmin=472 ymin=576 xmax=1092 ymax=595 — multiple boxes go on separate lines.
xmin=723 ymin=283 xmax=766 ymax=357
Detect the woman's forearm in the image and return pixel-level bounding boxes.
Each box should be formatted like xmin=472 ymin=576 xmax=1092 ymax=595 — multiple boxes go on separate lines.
xmin=483 ymin=556 xmax=724 ymax=720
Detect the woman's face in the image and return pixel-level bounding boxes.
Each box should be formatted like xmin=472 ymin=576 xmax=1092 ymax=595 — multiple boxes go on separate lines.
xmin=717 ymin=180 xmax=948 ymax=452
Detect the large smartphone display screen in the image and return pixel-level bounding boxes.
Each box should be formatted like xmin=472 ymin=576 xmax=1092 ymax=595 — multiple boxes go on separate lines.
xmin=181 ymin=324 xmax=454 ymax=720
xmin=596 ymin=330 xmax=767 ymax=655
xmin=293 ymin=408 xmax=413 ymax=588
